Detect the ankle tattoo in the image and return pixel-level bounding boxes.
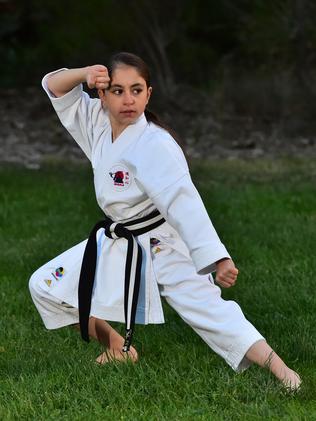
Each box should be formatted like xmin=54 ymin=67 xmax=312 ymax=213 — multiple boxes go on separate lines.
xmin=264 ymin=350 xmax=275 ymax=368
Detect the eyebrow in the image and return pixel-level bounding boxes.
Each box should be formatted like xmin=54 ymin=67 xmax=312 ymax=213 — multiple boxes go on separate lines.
xmin=110 ymin=83 xmax=145 ymax=89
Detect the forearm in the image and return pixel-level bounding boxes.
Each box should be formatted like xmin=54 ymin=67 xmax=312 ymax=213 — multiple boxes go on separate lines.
xmin=47 ymin=67 xmax=88 ymax=97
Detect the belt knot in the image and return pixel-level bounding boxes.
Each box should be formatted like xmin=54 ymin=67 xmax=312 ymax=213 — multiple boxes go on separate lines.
xmin=104 ymin=222 xmax=131 ymax=240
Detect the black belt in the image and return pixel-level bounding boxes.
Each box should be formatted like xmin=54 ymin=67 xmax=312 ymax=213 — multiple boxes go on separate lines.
xmin=78 ymin=209 xmax=165 ymax=352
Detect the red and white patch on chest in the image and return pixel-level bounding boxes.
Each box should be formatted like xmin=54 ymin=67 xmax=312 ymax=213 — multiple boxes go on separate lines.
xmin=108 ymin=164 xmax=131 ymax=191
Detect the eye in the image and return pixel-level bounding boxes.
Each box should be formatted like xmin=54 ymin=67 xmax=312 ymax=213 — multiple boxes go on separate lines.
xmin=133 ymin=88 xmax=143 ymax=95
xmin=111 ymin=89 xmax=123 ymax=95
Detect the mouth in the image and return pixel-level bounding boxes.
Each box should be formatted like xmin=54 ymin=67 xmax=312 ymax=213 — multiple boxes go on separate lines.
xmin=120 ymin=110 xmax=136 ymax=117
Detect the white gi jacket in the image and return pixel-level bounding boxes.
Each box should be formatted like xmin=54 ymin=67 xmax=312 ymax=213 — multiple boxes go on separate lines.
xmin=41 ymin=70 xmax=230 ymax=325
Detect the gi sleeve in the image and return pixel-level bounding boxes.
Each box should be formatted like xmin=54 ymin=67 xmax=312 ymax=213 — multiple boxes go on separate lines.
xmin=134 ymin=131 xmax=231 ymax=275
xmin=42 ymin=69 xmax=109 ymax=161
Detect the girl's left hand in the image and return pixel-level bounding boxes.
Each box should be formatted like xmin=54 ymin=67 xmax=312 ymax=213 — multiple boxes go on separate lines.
xmin=215 ymin=258 xmax=238 ymax=288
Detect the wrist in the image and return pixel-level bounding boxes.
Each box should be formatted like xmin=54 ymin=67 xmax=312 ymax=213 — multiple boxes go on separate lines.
xmin=216 ymin=258 xmax=230 ymax=265
xmin=83 ymin=66 xmax=90 ymax=84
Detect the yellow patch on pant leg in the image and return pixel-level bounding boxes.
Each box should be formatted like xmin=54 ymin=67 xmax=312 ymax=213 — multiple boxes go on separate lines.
xmin=153 ymin=246 xmax=161 ymax=254
xmin=44 ymin=279 xmax=52 ymax=287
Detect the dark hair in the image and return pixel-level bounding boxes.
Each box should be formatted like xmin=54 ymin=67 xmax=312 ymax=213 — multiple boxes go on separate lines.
xmin=108 ymin=52 xmax=182 ymax=147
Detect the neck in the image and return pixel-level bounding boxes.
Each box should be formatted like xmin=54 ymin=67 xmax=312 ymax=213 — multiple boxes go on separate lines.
xmin=109 ymin=116 xmax=130 ymax=142
xmin=111 ymin=126 xmax=127 ymax=142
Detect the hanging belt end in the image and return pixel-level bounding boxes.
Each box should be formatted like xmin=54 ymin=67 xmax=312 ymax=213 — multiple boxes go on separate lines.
xmin=122 ymin=328 xmax=133 ymax=353
xmin=79 ymin=320 xmax=90 ymax=343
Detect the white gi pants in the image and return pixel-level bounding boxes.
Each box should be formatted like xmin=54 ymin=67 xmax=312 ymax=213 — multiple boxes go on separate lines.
xmin=150 ymin=242 xmax=264 ymax=372
xmin=29 ymin=239 xmax=264 ymax=372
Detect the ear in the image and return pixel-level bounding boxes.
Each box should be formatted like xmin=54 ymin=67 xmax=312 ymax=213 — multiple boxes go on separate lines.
xmin=146 ymin=86 xmax=152 ymax=104
xmin=98 ymin=89 xmax=107 ymax=108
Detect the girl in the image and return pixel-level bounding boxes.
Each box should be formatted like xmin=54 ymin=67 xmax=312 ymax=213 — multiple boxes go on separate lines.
xmin=29 ymin=52 xmax=301 ymax=390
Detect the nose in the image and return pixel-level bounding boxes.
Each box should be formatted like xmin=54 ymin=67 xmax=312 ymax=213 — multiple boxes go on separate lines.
xmin=123 ymin=92 xmax=135 ymax=105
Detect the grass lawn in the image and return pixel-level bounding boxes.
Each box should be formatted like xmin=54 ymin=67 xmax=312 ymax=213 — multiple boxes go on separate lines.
xmin=0 ymin=158 xmax=315 ymax=420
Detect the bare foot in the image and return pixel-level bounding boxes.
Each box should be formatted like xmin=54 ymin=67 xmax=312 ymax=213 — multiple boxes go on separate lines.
xmin=245 ymin=341 xmax=302 ymax=392
xmin=96 ymin=346 xmax=138 ymax=365
xmin=281 ymin=368 xmax=302 ymax=392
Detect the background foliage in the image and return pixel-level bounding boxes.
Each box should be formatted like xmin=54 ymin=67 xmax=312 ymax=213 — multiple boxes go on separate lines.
xmin=1 ymin=0 xmax=316 ymax=137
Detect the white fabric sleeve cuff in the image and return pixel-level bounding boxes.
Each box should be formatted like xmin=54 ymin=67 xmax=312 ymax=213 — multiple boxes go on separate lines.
xmin=41 ymin=68 xmax=83 ymax=112
xmin=191 ymin=243 xmax=231 ymax=275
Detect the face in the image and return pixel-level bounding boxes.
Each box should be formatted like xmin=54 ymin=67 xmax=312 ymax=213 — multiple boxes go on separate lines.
xmin=99 ymin=65 xmax=152 ymax=132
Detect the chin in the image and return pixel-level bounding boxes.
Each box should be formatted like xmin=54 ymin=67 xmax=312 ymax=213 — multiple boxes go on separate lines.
xmin=121 ymin=115 xmax=139 ymax=124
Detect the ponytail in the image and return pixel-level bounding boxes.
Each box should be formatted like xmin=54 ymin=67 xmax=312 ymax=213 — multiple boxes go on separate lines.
xmin=144 ymin=108 xmax=185 ymax=151
xmin=144 ymin=109 xmax=164 ymax=128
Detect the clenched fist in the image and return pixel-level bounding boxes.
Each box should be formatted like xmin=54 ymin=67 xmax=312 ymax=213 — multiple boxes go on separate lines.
xmin=215 ymin=258 xmax=238 ymax=288
xmin=86 ymin=65 xmax=110 ymax=90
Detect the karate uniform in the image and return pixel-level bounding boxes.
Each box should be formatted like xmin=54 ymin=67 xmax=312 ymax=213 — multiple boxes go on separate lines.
xmin=29 ymin=70 xmax=264 ymax=371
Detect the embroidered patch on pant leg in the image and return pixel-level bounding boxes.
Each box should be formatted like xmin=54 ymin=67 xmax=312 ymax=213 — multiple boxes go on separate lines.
xmin=44 ymin=279 xmax=53 ymax=287
xmin=51 ymin=266 xmax=66 ymax=281
xmin=150 ymin=238 xmax=161 ymax=246
xmin=150 ymin=238 xmax=162 ymax=254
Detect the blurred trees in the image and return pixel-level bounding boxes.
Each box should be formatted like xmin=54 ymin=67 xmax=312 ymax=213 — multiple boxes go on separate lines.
xmin=1 ymin=0 xmax=315 ymax=86
xmin=1 ymin=0 xmax=316 ymax=133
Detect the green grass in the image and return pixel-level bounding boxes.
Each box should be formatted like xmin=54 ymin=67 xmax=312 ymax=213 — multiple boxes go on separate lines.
xmin=0 ymin=158 xmax=316 ymax=420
